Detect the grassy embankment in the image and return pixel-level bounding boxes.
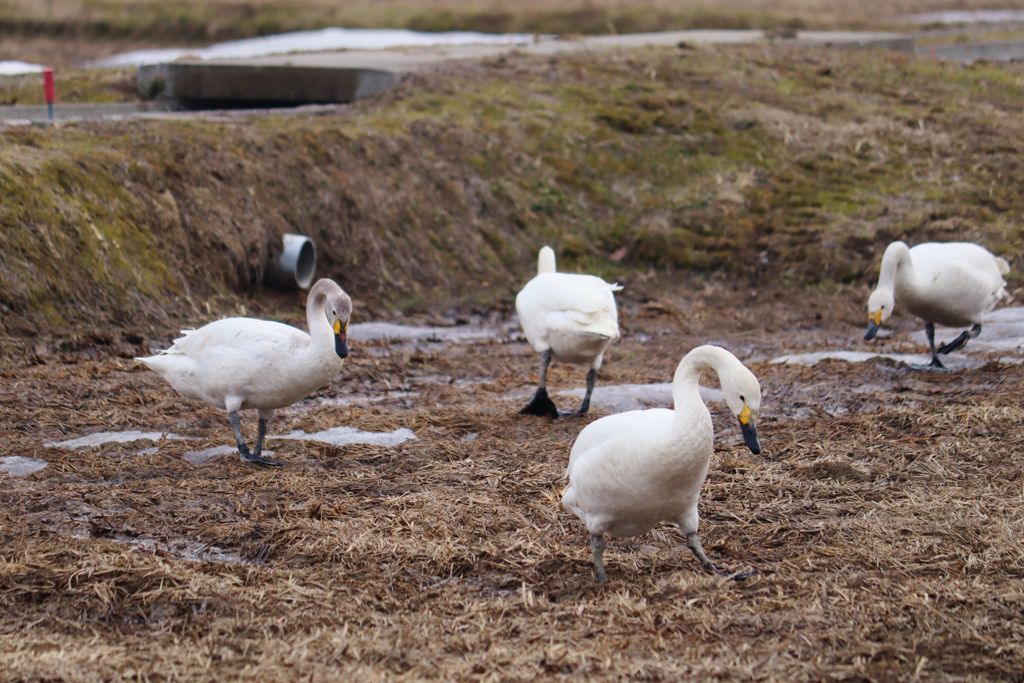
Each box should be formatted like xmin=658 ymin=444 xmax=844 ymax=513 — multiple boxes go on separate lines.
xmin=1 ymin=45 xmax=1022 ymax=339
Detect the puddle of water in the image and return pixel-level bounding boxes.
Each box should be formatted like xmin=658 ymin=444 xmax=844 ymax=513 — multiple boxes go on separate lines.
xmin=0 ymin=456 xmax=48 ymax=477
xmin=461 ymin=432 xmax=479 ymax=443
xmin=272 ymin=426 xmax=416 ymax=447
xmin=908 ymin=10 xmax=1024 ymax=24
xmin=0 ymin=61 xmax=46 ymax=76
xmin=92 ymin=27 xmax=535 ymax=67
xmin=550 ymin=383 xmax=724 ymax=414
xmin=112 ymin=534 xmax=244 ymax=564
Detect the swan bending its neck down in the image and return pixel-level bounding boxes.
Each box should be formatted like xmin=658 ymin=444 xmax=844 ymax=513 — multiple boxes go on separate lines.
xmin=137 ymin=278 xmax=352 ymax=466
xmin=562 ymin=345 xmax=762 ymax=583
xmin=516 ymin=246 xmax=622 ymax=418
xmin=865 ymin=241 xmax=1009 ymax=369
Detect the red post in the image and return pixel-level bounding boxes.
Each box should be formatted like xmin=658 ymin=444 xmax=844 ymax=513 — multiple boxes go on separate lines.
xmin=43 ymin=68 xmax=55 ymax=120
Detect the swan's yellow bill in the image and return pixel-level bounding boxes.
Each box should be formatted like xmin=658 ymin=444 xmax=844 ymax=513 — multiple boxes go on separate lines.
xmin=738 ymin=404 xmax=751 ymax=425
xmin=869 ymin=309 xmax=882 ymax=326
xmin=333 ymin=319 xmax=342 ymax=335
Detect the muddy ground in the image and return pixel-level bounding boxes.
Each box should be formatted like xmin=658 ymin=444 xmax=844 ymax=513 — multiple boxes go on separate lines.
xmin=1 ymin=282 xmax=1022 ymax=680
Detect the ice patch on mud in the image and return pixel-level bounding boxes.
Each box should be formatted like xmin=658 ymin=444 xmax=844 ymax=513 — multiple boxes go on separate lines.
xmin=776 ymin=308 xmax=1024 ymax=368
xmin=287 ymin=391 xmax=420 ymax=413
xmin=0 ymin=456 xmax=48 ymax=477
xmin=910 ymin=307 xmax=1024 ymax=354
xmin=350 ymin=322 xmax=498 ymax=343
xmin=770 ymin=350 xmax=985 ymax=369
xmin=180 ymin=445 xmax=277 ymax=466
xmin=112 ymin=534 xmax=244 ymax=564
xmin=272 ymin=426 xmax=416 ymax=447
xmin=907 ymin=10 xmax=1024 ymax=24
xmin=46 ymin=430 xmax=167 ymax=449
xmin=548 ymin=383 xmax=724 ymax=414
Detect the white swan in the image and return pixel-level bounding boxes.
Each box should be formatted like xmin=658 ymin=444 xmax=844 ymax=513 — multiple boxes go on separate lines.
xmin=137 ymin=278 xmax=352 ymax=466
xmin=515 ymin=246 xmax=622 ymax=417
xmin=562 ymin=345 xmax=762 ymax=583
xmin=865 ymin=241 xmax=1010 ymax=368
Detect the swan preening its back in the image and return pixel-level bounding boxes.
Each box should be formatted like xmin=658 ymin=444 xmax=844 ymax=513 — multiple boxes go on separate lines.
xmin=516 ymin=246 xmax=622 ymax=418
xmin=137 ymin=278 xmax=352 ymax=466
xmin=562 ymin=345 xmax=762 ymax=583
xmin=865 ymin=241 xmax=1010 ymax=368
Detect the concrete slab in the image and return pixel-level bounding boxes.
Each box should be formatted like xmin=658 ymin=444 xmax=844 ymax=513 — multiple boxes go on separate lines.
xmin=134 ymin=30 xmax=913 ymax=108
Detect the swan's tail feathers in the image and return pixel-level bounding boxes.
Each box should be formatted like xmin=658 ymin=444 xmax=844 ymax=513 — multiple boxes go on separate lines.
xmin=995 ymin=256 xmax=1011 ymax=276
xmin=566 ymin=310 xmax=620 ymax=339
xmin=609 ymin=282 xmax=624 ymax=293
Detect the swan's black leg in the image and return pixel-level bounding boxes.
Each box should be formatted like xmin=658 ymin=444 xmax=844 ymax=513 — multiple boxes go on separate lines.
xmin=520 ymin=350 xmax=558 ymax=418
xmin=230 ymin=411 xmax=281 ymax=467
xmin=686 ymin=531 xmax=755 ymax=581
xmin=938 ymin=323 xmax=982 ymax=355
xmin=563 ymin=368 xmax=597 ymax=417
xmin=924 ymin=323 xmax=945 ymax=369
xmin=686 ymin=531 xmax=718 ymax=574
xmin=591 ymin=534 xmax=608 ymax=584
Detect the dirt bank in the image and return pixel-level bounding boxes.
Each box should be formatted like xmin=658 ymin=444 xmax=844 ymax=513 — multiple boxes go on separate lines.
xmin=2 ymin=45 xmax=1023 ymax=343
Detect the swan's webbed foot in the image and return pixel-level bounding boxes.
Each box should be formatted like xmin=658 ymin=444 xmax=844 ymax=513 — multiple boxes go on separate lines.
xmin=591 ymin=534 xmax=608 ymax=584
xmin=230 ymin=411 xmax=282 ymax=467
xmin=520 ymin=386 xmax=559 ymax=418
xmin=239 ymin=447 xmax=283 ymax=468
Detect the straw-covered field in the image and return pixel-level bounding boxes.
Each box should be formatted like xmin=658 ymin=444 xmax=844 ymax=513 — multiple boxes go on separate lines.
xmin=1 ymin=279 xmax=1023 ymax=679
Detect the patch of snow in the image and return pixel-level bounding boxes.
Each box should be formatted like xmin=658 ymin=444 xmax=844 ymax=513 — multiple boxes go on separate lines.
xmin=272 ymin=426 xmax=416 ymax=447
xmin=0 ymin=456 xmax=48 ymax=477
xmin=0 ymin=61 xmax=46 ymax=76
xmin=136 ymin=446 xmax=161 ymax=456
xmin=92 ymin=27 xmax=535 ymax=67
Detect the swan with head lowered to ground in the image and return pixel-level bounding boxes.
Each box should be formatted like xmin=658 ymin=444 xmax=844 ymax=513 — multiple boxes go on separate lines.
xmin=136 ymin=278 xmax=352 ymax=466
xmin=516 ymin=246 xmax=622 ymax=418
xmin=864 ymin=241 xmax=1010 ymax=369
xmin=562 ymin=345 xmax=762 ymax=583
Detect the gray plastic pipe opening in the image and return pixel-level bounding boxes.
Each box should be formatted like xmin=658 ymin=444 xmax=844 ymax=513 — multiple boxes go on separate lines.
xmin=272 ymin=233 xmax=317 ymax=289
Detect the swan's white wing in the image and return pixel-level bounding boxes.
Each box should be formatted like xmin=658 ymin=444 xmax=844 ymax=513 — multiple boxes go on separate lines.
xmin=160 ymin=318 xmax=307 ymax=357
xmin=911 ymin=243 xmax=1008 ymax=286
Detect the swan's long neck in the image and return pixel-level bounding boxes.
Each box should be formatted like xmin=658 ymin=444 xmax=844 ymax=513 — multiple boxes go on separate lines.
xmin=305 ymin=288 xmax=333 ymax=358
xmin=879 ymin=242 xmax=920 ymax=297
xmin=672 ymin=346 xmax=731 ymax=420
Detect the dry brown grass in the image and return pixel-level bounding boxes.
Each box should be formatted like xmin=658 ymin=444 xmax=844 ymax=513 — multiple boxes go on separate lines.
xmin=1 ymin=284 xmax=1022 ymax=679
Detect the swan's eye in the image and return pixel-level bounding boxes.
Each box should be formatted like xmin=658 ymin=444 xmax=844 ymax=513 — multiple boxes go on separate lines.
xmin=740 ymin=394 xmax=746 ymax=402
